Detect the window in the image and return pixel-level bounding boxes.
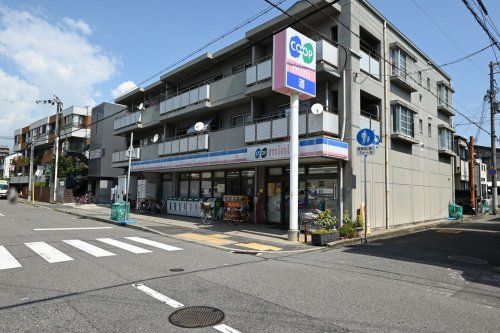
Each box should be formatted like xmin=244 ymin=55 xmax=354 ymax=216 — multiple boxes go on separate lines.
xmin=419 ymin=119 xmax=423 ymax=134
xmin=437 ymin=83 xmax=452 ymax=109
xmin=331 ymin=90 xmax=339 ymax=110
xmin=438 ymin=127 xmax=453 ymax=151
xmin=231 ymin=113 xmax=252 ymax=127
xmin=331 ymin=26 xmax=338 ymax=43
xmin=392 ymin=104 xmax=414 ymax=137
xmin=418 ymin=71 xmax=422 ymax=85
xmin=427 ymin=77 xmax=431 ymax=90
xmin=428 ymin=123 xmax=432 ymax=137
xmin=391 ymin=48 xmax=414 ymax=80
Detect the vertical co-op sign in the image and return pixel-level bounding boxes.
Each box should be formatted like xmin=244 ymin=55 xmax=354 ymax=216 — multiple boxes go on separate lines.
xmin=272 ymin=28 xmax=316 ymax=99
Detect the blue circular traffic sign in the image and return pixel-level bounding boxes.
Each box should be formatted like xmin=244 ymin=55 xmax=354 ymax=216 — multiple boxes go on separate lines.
xmin=356 ymin=128 xmax=375 ymax=146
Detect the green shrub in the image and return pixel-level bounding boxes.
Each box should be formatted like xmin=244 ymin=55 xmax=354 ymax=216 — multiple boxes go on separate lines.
xmin=316 ymin=209 xmax=335 ymax=231
xmin=354 ymin=213 xmax=364 ymax=229
xmin=34 ymin=181 xmax=47 ymax=187
xmin=339 ymin=222 xmax=358 ymax=238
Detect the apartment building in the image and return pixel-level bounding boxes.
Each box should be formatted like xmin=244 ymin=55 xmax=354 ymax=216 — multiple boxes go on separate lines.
xmin=108 ymin=0 xmax=455 ymax=229
xmin=0 ymin=146 xmax=9 ymax=178
xmin=11 ymin=106 xmax=92 ymax=186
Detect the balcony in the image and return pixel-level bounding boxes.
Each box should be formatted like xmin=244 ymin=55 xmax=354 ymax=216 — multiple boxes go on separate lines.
xmin=160 ymin=84 xmax=211 ymax=118
xmin=158 ymin=133 xmax=209 ymax=157
xmin=360 ymin=48 xmax=380 ymax=79
xmin=437 ymin=83 xmax=454 ymax=116
xmin=360 ymin=112 xmax=381 ymax=138
xmin=111 ymin=147 xmax=141 ymax=165
xmin=244 ymin=109 xmax=339 ymax=144
xmin=245 ymin=56 xmax=272 ymax=96
xmin=390 ymin=68 xmax=418 ymax=93
xmin=113 ymin=111 xmax=142 ymax=134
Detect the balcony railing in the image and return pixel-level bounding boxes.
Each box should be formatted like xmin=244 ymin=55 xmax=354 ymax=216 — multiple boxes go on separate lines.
xmin=360 ymin=48 xmax=380 ymax=79
xmin=244 ymin=108 xmax=339 ymax=143
xmin=161 ymin=83 xmax=211 ymax=115
xmin=390 ymin=67 xmax=418 ymax=92
xmin=360 ymin=112 xmax=381 ymax=138
xmin=114 ymin=111 xmax=142 ymax=131
xmin=246 ymin=56 xmax=272 ymax=86
xmin=316 ymin=39 xmax=338 ymax=68
xmin=112 ymin=147 xmax=141 ymax=163
xmin=158 ymin=133 xmax=209 ymax=156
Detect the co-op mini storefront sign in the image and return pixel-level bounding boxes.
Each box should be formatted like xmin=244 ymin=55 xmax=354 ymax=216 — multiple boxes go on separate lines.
xmin=272 ymin=27 xmax=316 ymax=99
xmin=130 ymin=137 xmax=348 ymax=172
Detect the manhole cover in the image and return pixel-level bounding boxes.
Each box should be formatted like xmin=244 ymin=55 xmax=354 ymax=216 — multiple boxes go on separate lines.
xmin=448 ymin=255 xmax=488 ymax=265
xmin=169 ymin=268 xmax=184 ymax=272
xmin=169 ymin=306 xmax=224 ymax=328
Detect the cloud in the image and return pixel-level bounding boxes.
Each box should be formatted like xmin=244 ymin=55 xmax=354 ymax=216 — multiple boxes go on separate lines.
xmin=0 ymin=5 xmax=119 ymax=146
xmin=112 ymin=80 xmax=137 ymax=99
xmin=61 ymin=17 xmax=92 ymax=35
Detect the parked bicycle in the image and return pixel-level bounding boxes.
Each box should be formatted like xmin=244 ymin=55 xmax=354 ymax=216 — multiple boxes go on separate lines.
xmin=74 ymin=193 xmax=95 ymax=205
xmin=137 ymin=198 xmax=160 ymax=215
xmin=200 ymin=202 xmax=225 ymax=225
xmin=299 ymin=208 xmax=321 ymax=232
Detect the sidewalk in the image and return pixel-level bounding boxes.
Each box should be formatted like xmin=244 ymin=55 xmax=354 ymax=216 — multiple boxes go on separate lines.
xmin=26 ymin=200 xmax=316 ymax=253
xmin=23 ymin=200 xmax=459 ymax=253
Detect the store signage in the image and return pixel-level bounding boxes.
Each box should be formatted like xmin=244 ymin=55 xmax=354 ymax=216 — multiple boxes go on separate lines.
xmin=248 ymin=142 xmax=290 ymax=161
xmin=272 ymin=28 xmax=316 ymax=99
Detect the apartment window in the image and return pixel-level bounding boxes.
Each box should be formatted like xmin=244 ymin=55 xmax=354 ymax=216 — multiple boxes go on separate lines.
xmin=231 ymin=113 xmax=252 ymax=127
xmin=438 ymin=127 xmax=453 ymax=151
xmin=426 ymin=77 xmax=431 ymax=90
xmin=437 ymin=83 xmax=452 ymax=109
xmin=331 ymin=90 xmax=339 ymax=110
xmin=392 ymin=104 xmax=414 ymax=137
xmin=428 ymin=123 xmax=432 ymax=137
xmin=419 ymin=119 xmax=423 ymax=134
xmin=391 ymin=47 xmax=414 ymax=80
xmin=418 ymin=71 xmax=422 ymax=85
xmin=331 ymin=25 xmax=338 ymax=43
xmin=41 ymin=125 xmax=46 ymax=134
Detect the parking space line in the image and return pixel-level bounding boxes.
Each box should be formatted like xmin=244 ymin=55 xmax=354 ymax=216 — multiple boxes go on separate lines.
xmin=25 ymin=242 xmax=73 ymax=263
xmin=214 ymin=324 xmax=242 ymax=333
xmin=132 ymin=283 xmax=184 ymax=308
xmin=63 ymin=240 xmax=116 ymax=257
xmin=0 ymin=246 xmax=22 ymax=270
xmin=125 ymin=237 xmax=183 ymax=251
xmin=96 ymin=238 xmax=152 ymax=254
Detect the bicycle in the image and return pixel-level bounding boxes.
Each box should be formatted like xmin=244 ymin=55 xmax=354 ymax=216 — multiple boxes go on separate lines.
xmin=299 ymin=209 xmax=321 ymax=232
xmin=137 ymin=198 xmax=157 ymax=215
xmin=200 ymin=202 xmax=225 ymax=225
xmin=74 ymin=193 xmax=95 ymax=205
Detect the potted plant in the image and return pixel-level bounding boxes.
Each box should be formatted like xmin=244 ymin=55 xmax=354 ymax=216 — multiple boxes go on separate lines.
xmin=354 ymin=213 xmax=364 ymax=238
xmin=310 ymin=209 xmax=339 ymax=246
xmin=338 ymin=210 xmax=358 ymax=239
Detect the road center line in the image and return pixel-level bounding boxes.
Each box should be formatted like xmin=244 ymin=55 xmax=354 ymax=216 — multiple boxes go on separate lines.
xmin=132 ymin=283 xmax=184 ymax=308
xmin=34 ymin=227 xmax=113 ymax=231
xmin=214 ymin=324 xmax=243 ymax=333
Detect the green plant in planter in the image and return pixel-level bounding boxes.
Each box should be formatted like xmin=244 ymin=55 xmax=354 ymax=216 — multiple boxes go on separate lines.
xmin=354 ymin=213 xmax=364 ymax=229
xmin=338 ymin=209 xmax=358 ymax=239
xmin=310 ymin=209 xmax=340 ymax=245
xmin=313 ymin=209 xmax=335 ymax=233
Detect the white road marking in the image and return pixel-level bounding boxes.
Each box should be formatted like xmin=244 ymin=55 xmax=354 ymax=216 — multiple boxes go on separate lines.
xmin=34 ymin=227 xmax=113 ymax=231
xmin=63 ymin=240 xmax=116 ymax=257
xmin=96 ymin=238 xmax=152 ymax=254
xmin=125 ymin=237 xmax=183 ymax=251
xmin=132 ymin=283 xmax=184 ymax=308
xmin=0 ymin=212 xmax=5 ymax=217
xmin=0 ymin=246 xmax=22 ymax=270
xmin=25 ymin=242 xmax=73 ymax=263
xmin=214 ymin=324 xmax=243 ymax=333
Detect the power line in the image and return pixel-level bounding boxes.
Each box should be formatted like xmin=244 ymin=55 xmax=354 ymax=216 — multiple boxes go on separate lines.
xmin=462 ymin=0 xmax=500 ymax=54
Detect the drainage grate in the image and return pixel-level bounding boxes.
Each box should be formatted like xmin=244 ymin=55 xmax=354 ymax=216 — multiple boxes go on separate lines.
xmin=448 ymin=255 xmax=488 ymax=265
xmin=168 ymin=306 xmax=225 ymax=328
xmin=169 ymin=268 xmax=184 ymax=272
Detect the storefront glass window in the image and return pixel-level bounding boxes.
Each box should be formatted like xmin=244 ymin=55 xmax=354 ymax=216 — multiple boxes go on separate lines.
xmin=179 ymin=180 xmax=189 ymax=196
xmin=201 ymin=180 xmax=212 ymax=197
xmin=213 ymin=179 xmax=225 ymax=197
xmin=162 ymin=173 xmax=172 ymax=180
xmin=180 ymin=173 xmax=189 ymax=180
xmin=308 ymin=165 xmax=337 ymax=175
xmin=201 ymin=172 xmax=211 ymax=179
xmin=307 ymin=179 xmax=337 ymax=215
xmin=268 ymin=168 xmax=282 ymax=176
xmin=190 ymin=173 xmax=200 ymax=179
xmin=189 ymin=180 xmax=200 ymax=197
xmin=241 ymin=170 xmax=255 ymax=178
xmin=214 ymin=171 xmax=225 ymax=178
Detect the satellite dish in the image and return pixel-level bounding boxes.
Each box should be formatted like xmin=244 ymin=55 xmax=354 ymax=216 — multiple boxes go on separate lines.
xmin=152 ymin=134 xmax=159 ymax=143
xmin=194 ymin=122 xmax=205 ymax=132
xmin=35 ymin=170 xmax=43 ymax=177
xmin=137 ymin=103 xmax=144 ymax=110
xmin=311 ymin=103 xmax=324 ymax=115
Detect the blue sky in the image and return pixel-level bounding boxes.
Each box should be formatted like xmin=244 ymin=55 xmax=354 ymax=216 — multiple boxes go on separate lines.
xmin=0 ymin=0 xmax=499 ymax=148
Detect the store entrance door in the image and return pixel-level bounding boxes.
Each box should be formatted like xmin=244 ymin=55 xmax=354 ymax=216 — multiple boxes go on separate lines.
xmin=283 ymin=180 xmax=307 ymax=226
xmin=266 ymin=181 xmax=282 ymax=224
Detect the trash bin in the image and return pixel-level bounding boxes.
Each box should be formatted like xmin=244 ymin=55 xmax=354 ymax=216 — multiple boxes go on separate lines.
xmin=111 ymin=202 xmax=130 ymax=222
xmin=448 ymin=203 xmax=463 ymax=220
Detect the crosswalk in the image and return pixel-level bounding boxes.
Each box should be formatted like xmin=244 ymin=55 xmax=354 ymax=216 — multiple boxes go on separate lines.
xmin=0 ymin=237 xmax=183 ymax=271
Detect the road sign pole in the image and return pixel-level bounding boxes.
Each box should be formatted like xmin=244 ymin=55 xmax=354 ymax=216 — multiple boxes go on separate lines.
xmin=125 ymin=131 xmax=134 ymax=221
xmin=364 ymin=154 xmax=368 ymax=243
xmin=288 ymin=92 xmax=300 ymax=242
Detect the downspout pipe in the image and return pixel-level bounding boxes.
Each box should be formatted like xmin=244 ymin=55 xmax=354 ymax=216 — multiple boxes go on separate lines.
xmin=383 ymin=20 xmax=390 ymax=229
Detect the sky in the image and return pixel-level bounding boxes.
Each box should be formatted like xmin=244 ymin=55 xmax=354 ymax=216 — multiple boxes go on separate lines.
xmin=0 ymin=0 xmax=499 ymax=149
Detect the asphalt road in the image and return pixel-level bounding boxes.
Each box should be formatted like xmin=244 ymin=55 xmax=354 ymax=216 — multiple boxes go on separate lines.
xmin=0 ymin=200 xmax=499 ymax=332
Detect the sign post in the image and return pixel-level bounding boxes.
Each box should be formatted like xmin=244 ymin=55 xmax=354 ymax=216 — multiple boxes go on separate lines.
xmin=272 ymin=27 xmax=316 ymax=241
xmin=356 ymin=128 xmax=376 ymax=243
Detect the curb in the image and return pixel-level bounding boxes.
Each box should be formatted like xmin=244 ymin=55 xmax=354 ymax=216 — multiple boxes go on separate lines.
xmin=22 ymin=201 xmax=320 ymax=255
xmin=326 ymin=219 xmax=456 ymax=248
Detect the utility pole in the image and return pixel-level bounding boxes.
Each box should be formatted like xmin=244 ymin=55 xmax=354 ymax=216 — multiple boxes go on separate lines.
xmin=37 ymin=96 xmax=63 ymax=203
xmin=27 ymin=142 xmax=34 ymax=202
xmin=469 ymin=136 xmax=475 ymax=210
xmin=489 ymin=62 xmax=499 ymax=214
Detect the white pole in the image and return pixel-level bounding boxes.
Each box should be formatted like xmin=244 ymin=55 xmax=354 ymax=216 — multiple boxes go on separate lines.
xmin=125 ymin=132 xmax=134 ymax=220
xmin=53 ymin=103 xmax=60 ymax=203
xmin=364 ymin=154 xmax=368 ymax=243
xmin=288 ymin=92 xmax=300 ymax=241
xmin=28 ymin=143 xmax=34 ymax=202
